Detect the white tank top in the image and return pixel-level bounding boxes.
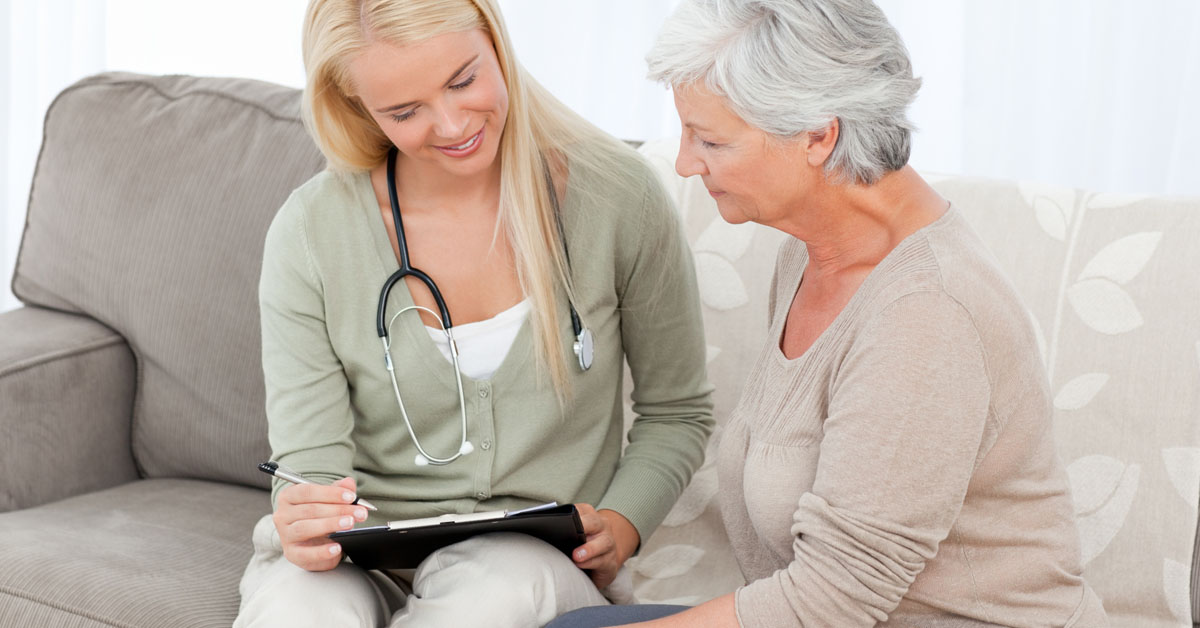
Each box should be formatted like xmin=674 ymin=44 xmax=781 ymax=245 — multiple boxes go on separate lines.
xmin=424 ymin=299 xmax=530 ymax=381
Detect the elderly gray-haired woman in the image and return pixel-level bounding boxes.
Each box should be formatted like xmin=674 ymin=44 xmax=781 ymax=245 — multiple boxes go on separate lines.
xmin=548 ymin=0 xmax=1109 ymax=627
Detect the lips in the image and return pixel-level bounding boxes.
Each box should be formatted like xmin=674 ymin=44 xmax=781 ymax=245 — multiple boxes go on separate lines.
xmin=702 ymin=178 xmax=724 ymax=198
xmin=434 ymin=126 xmax=485 ymax=158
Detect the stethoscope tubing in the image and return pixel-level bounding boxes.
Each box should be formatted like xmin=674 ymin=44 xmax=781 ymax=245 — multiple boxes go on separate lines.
xmin=375 ymin=146 xmax=591 ymax=467
xmin=376 ymin=148 xmax=453 ymax=338
xmin=381 ymin=305 xmax=471 ymax=466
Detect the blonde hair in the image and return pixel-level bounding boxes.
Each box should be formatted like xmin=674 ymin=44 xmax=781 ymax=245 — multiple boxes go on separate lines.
xmin=302 ymin=0 xmax=631 ymax=399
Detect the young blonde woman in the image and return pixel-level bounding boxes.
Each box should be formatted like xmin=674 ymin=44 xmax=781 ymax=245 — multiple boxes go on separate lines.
xmin=233 ymin=1 xmax=714 ymax=626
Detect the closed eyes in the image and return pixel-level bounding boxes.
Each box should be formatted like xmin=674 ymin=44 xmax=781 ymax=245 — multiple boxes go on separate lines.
xmin=388 ymin=73 xmax=478 ymax=123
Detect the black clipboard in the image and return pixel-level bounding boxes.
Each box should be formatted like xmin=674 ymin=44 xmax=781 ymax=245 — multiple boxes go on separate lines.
xmin=329 ymin=503 xmax=585 ymax=570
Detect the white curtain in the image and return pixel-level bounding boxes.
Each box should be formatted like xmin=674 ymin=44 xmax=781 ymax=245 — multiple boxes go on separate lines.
xmin=881 ymin=0 xmax=1200 ymax=197
xmin=497 ymin=0 xmax=682 ymax=142
xmin=1 ymin=0 xmax=106 ymax=312
xmin=3 ymin=0 xmax=1199 ymax=313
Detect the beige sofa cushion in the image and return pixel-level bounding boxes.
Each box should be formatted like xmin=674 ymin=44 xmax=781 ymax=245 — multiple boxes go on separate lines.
xmin=13 ymin=73 xmax=326 ymax=488
xmin=631 ymin=138 xmax=1200 ymax=628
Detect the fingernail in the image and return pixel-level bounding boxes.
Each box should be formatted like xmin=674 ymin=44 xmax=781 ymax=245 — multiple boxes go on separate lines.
xmin=575 ymin=549 xmax=587 ymax=560
xmin=342 ymin=491 xmax=355 ymax=503
xmin=329 ymin=544 xmax=341 ymax=556
xmin=339 ymin=516 xmax=353 ymax=529
xmin=354 ymin=507 xmax=368 ymax=521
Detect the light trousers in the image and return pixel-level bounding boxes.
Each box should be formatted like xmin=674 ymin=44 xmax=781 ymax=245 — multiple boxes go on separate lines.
xmin=234 ymin=514 xmax=619 ymax=628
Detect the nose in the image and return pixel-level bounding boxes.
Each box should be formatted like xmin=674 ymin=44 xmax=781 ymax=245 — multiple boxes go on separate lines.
xmin=675 ymin=136 xmax=707 ymax=178
xmin=432 ymin=100 xmax=469 ymax=140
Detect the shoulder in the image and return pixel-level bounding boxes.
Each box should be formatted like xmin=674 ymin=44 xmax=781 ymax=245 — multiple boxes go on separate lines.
xmin=266 ymin=169 xmax=364 ymax=247
xmin=920 ymin=209 xmax=1037 ymax=343
xmin=566 ymin=139 xmax=663 ymax=211
xmin=563 ymin=140 xmax=680 ymax=246
xmin=262 ymin=169 xmax=366 ymax=274
xmin=853 ymin=209 xmax=1038 ymax=366
xmin=274 ymin=169 xmax=362 ymax=225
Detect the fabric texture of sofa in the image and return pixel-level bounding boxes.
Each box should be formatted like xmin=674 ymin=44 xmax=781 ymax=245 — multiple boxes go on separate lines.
xmin=1 ymin=72 xmax=1196 ymax=627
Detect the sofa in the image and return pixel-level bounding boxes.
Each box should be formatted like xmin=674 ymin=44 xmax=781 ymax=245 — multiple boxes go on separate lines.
xmin=0 ymin=72 xmax=1195 ymax=627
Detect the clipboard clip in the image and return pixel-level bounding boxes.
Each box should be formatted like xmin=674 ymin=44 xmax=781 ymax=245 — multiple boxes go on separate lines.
xmin=386 ymin=502 xmax=561 ymax=531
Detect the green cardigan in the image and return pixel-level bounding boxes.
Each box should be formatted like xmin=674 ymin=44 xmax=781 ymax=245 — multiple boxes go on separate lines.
xmin=259 ymin=147 xmax=714 ymax=540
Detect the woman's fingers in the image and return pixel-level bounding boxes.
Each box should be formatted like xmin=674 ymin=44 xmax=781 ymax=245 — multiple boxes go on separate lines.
xmin=273 ymin=476 xmax=368 ymax=571
xmin=576 ymin=503 xmax=601 ymax=533
xmin=283 ymin=536 xmax=344 ymax=571
xmin=570 ymin=504 xmax=639 ymax=590
xmin=281 ymin=509 xmax=362 ymax=543
xmin=573 ymin=530 xmax=617 ymax=566
xmin=280 ymin=502 xmax=368 ymax=525
xmin=277 ymin=481 xmax=359 ymax=510
xmin=572 ymin=503 xmax=607 ymax=561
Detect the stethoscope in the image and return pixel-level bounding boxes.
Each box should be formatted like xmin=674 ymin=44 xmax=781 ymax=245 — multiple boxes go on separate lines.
xmin=376 ymin=146 xmax=593 ymax=466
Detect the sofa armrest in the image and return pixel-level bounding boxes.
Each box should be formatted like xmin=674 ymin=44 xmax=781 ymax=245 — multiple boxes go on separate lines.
xmin=0 ymin=306 xmax=139 ymax=511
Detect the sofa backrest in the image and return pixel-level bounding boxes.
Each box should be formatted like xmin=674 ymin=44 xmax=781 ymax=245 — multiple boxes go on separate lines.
xmin=15 ymin=72 xmax=1199 ymax=625
xmin=630 ymin=137 xmax=1200 ymax=628
xmin=13 ymin=73 xmax=325 ymax=489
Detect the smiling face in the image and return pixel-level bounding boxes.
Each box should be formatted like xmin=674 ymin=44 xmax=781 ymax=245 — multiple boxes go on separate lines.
xmin=348 ymin=28 xmax=509 ymax=182
xmin=672 ymin=82 xmax=818 ymax=228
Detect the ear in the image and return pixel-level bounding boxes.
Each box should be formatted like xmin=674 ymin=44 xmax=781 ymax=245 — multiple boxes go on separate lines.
xmin=805 ymin=118 xmax=839 ymax=168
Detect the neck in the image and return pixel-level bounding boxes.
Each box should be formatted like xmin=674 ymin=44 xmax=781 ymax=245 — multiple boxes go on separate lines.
xmin=391 ymin=154 xmax=503 ymax=218
xmin=780 ymin=166 xmax=947 ymax=278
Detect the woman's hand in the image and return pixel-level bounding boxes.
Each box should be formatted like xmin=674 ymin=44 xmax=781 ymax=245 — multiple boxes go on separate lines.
xmin=273 ymin=477 xmax=369 ymax=571
xmin=572 ymin=504 xmax=641 ymax=590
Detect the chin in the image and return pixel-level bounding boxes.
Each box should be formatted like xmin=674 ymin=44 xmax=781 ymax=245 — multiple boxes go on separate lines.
xmin=714 ymin=201 xmax=752 ymax=225
xmin=439 ymin=144 xmax=500 ymax=177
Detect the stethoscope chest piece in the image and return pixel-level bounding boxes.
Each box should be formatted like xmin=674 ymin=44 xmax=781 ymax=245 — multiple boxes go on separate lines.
xmin=574 ymin=328 xmax=594 ymax=371
xmin=377 ymin=146 xmax=594 ymax=467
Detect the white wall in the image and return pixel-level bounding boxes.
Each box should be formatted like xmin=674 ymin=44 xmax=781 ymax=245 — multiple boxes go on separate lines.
xmin=104 ymin=0 xmax=305 ymax=88
xmin=3 ymin=0 xmax=1199 ymax=312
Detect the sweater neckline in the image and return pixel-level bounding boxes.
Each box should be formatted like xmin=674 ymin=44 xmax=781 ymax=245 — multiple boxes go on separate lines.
xmin=769 ymin=206 xmax=958 ymax=368
xmin=349 ymin=169 xmax=580 ymax=387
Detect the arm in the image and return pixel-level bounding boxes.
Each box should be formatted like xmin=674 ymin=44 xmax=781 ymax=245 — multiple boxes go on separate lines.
xmin=588 ymin=168 xmax=716 ymax=556
xmin=740 ymin=291 xmax=992 ymax=627
xmin=0 ymin=307 xmax=138 ymax=511
xmin=621 ymin=290 xmax=992 ymax=628
xmin=259 ymin=195 xmax=367 ymax=569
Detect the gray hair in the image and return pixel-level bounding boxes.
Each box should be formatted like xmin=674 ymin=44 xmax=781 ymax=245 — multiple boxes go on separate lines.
xmin=647 ymin=0 xmax=921 ymax=185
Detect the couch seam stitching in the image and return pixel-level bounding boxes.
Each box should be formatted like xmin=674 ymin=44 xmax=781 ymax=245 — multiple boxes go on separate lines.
xmin=65 ymin=75 xmax=304 ymax=124
xmin=0 ymin=334 xmax=126 ymax=378
xmin=13 ymin=74 xmax=304 ymax=304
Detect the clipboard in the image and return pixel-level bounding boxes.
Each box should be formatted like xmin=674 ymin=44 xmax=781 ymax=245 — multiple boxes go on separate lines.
xmin=329 ymin=503 xmax=585 ymax=570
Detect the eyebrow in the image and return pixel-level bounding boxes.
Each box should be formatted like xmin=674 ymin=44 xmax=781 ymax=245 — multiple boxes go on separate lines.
xmin=684 ymin=121 xmax=714 ymax=133
xmin=374 ymin=55 xmax=480 ymax=114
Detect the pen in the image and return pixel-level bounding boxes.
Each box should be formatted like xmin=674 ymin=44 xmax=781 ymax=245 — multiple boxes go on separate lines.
xmin=258 ymin=461 xmax=378 ymax=511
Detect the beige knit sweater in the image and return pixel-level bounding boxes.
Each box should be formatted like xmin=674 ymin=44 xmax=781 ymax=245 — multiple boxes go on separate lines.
xmin=718 ymin=208 xmax=1108 ymax=627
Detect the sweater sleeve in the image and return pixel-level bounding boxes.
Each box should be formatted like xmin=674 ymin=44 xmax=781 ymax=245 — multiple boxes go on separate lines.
xmin=594 ymin=167 xmax=716 ymax=542
xmin=259 ymin=192 xmax=357 ymax=506
xmin=736 ymin=289 xmax=992 ymax=627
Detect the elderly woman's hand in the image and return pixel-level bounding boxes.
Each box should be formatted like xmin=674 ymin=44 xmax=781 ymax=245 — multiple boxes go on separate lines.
xmin=572 ymin=504 xmax=641 ymax=590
